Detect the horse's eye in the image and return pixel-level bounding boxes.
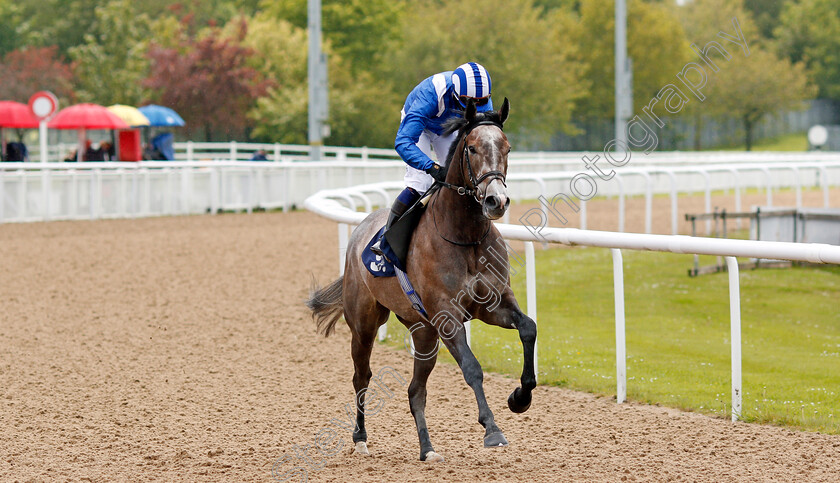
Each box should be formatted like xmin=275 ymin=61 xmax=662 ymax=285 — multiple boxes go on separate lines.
xmin=468 ymin=145 xmax=476 ymax=153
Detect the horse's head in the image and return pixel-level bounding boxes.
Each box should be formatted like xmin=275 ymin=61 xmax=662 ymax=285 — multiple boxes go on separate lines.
xmin=458 ymin=97 xmax=511 ymax=220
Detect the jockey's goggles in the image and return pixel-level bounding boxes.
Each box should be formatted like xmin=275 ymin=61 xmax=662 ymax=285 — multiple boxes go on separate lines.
xmin=454 ymin=93 xmax=491 ymax=109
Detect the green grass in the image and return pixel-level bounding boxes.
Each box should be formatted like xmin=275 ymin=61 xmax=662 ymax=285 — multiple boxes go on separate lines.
xmin=752 ymin=132 xmax=810 ymax=151
xmin=707 ymin=132 xmax=809 ymax=151
xmin=380 ymin=247 xmax=840 ymax=433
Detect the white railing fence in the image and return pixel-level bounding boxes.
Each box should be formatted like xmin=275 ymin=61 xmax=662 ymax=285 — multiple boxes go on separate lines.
xmin=32 ymin=141 xmax=840 ymax=167
xmin=304 ymin=176 xmax=840 ymax=422
xmin=4 ymin=158 xmax=840 ymax=226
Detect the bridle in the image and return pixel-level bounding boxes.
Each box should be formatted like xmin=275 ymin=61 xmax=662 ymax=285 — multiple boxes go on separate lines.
xmin=432 ymin=119 xmax=507 ymax=246
xmin=436 ymin=120 xmax=507 ymax=204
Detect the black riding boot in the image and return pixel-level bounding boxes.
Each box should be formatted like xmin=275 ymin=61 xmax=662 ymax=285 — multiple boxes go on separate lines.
xmin=371 ymin=187 xmax=420 ymax=256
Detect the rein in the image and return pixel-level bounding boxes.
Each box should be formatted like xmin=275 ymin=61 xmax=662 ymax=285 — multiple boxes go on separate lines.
xmin=431 ymin=187 xmax=493 ymax=246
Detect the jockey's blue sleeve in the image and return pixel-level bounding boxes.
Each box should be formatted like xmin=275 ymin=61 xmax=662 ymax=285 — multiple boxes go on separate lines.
xmin=394 ymin=91 xmax=438 ymax=171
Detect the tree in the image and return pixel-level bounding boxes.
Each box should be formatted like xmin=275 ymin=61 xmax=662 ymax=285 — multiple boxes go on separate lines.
xmin=532 ymin=0 xmax=579 ymax=14
xmin=675 ymin=0 xmax=761 ymax=48
xmin=572 ymin=0 xmax=689 ymax=120
xmin=742 ymin=0 xmax=785 ymax=40
xmin=674 ymin=0 xmax=762 ymax=149
xmin=705 ymin=48 xmax=815 ymax=150
xmin=240 ymin=14 xmax=400 ymax=147
xmin=8 ymin=0 xmax=102 ymax=58
xmin=383 ymin=0 xmax=585 ymax=145
xmin=130 ymin=0 xmax=259 ymax=32
xmin=259 ymin=0 xmax=403 ymax=73
xmin=68 ymin=0 xmax=154 ymax=105
xmin=0 ymin=46 xmax=75 ymax=103
xmin=0 ymin=0 xmax=24 ymax=57
xmin=235 ymin=14 xmax=308 ymax=144
xmin=144 ymin=19 xmax=272 ymax=141
xmin=775 ymin=0 xmax=840 ymax=101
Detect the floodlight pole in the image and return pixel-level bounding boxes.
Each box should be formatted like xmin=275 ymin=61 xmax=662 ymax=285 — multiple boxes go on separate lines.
xmin=308 ymin=0 xmax=328 ymax=161
xmin=615 ymin=0 xmax=632 ymax=146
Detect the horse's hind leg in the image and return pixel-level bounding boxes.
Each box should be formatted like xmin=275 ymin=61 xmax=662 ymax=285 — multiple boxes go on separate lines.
xmin=399 ymin=318 xmax=444 ymax=462
xmin=347 ymin=299 xmax=389 ymax=455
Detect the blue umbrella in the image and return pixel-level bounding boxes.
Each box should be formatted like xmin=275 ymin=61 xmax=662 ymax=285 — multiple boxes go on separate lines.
xmin=138 ymin=104 xmax=185 ymax=127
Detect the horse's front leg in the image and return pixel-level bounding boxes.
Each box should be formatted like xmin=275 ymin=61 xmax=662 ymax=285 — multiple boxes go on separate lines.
xmin=480 ymin=301 xmax=537 ymax=413
xmin=438 ymin=324 xmax=509 ymax=447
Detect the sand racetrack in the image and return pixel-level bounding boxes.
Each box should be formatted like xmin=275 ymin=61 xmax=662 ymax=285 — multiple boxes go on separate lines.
xmin=2 ymin=201 xmax=840 ymax=482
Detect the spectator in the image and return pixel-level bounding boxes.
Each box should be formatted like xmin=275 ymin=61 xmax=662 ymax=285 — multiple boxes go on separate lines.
xmin=63 ymin=149 xmax=78 ymax=162
xmin=250 ymin=149 xmax=269 ymax=161
xmin=142 ymin=144 xmax=163 ymax=160
xmin=84 ymin=141 xmax=105 ymax=162
xmin=4 ymin=142 xmax=29 ymax=162
xmin=101 ymin=141 xmax=115 ymax=161
xmin=150 ymin=132 xmax=174 ymax=160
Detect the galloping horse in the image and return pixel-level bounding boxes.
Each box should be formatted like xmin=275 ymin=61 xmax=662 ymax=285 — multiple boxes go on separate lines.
xmin=306 ymin=99 xmax=536 ymax=462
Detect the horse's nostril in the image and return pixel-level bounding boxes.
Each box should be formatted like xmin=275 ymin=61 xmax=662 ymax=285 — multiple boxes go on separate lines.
xmin=486 ymin=195 xmax=499 ymax=210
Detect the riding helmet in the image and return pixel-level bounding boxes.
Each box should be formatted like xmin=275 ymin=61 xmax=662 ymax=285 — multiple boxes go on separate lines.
xmin=452 ymin=62 xmax=491 ymax=108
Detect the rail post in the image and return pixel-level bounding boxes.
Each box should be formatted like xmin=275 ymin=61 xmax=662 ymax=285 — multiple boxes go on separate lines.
xmin=726 ymin=256 xmax=742 ymax=421
xmin=612 ymin=248 xmax=626 ymax=403
xmin=338 ymin=223 xmax=348 ymax=275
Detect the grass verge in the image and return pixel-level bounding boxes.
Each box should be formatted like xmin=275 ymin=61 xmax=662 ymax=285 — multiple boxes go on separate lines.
xmin=381 ymin=246 xmax=840 ymax=434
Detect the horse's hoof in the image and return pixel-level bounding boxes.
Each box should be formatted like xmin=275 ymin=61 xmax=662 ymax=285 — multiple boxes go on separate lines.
xmin=507 ymin=387 xmax=532 ymax=413
xmin=483 ymin=431 xmax=509 ymax=448
xmin=423 ymin=451 xmax=444 ymax=462
xmin=354 ymin=441 xmax=370 ymax=455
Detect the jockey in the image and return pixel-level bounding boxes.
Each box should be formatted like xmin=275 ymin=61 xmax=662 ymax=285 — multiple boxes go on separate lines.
xmin=371 ymin=62 xmax=493 ymax=256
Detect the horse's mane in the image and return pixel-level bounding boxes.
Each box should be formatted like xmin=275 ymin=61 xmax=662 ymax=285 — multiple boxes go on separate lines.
xmin=439 ymin=108 xmax=505 ymax=171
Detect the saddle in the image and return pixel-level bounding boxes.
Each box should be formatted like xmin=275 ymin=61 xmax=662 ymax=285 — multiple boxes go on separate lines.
xmin=363 ymin=187 xmax=437 ymax=277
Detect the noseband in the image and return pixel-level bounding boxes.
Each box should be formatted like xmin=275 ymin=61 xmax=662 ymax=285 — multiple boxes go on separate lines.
xmin=438 ymin=120 xmax=507 ymax=203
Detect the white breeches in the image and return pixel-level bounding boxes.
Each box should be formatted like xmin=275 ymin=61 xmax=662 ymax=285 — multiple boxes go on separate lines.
xmin=403 ymin=129 xmax=458 ymax=193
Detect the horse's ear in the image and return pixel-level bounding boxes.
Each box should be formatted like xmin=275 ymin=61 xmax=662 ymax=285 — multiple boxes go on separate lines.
xmin=465 ymin=98 xmax=477 ymax=122
xmin=499 ymin=97 xmax=510 ymax=126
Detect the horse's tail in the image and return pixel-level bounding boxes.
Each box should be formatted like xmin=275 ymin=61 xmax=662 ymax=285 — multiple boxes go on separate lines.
xmin=305 ymin=276 xmax=344 ymax=337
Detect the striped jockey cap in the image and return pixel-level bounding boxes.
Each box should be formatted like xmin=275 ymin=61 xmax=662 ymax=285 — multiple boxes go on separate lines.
xmin=452 ymin=62 xmax=491 ymax=100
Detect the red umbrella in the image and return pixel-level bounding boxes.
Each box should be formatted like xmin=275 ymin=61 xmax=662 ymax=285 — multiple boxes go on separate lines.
xmin=48 ymin=103 xmax=129 ymax=130
xmin=0 ymin=101 xmax=39 ymax=128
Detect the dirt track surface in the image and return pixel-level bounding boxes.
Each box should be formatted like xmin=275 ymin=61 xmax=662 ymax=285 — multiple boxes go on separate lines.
xmin=2 ymin=197 xmax=840 ymax=482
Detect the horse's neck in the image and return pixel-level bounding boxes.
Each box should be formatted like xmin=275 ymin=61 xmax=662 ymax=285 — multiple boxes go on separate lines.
xmin=431 ymin=153 xmax=487 ymax=243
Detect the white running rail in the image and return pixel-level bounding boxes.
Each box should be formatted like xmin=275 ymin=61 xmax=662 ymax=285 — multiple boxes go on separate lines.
xmin=305 ymin=177 xmax=840 ymax=421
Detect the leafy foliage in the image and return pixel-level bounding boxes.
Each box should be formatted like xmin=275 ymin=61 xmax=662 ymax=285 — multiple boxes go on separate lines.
xmin=676 ymin=0 xmax=761 ymax=48
xmin=4 ymin=0 xmax=107 ymax=57
xmin=742 ymin=0 xmax=786 ymax=40
xmin=144 ymin=19 xmax=272 ymax=141
xmin=775 ymin=0 xmax=840 ymax=101
xmin=0 ymin=46 xmax=75 ymax=103
xmin=241 ymin=13 xmax=400 ymax=147
xmin=259 ymin=0 xmax=403 ymax=73
xmin=0 ymin=1 xmax=24 ymax=57
xmin=572 ymin=0 xmax=689 ymax=119
xmin=705 ymin=48 xmax=816 ymax=150
xmin=68 ymin=0 xmax=153 ymax=106
xmin=384 ymin=0 xmax=585 ymax=145
xmin=0 ymin=0 xmax=834 ymax=149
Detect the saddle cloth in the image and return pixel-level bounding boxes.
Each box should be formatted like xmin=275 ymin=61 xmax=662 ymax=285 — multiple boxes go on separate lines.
xmin=361 ymin=227 xmax=429 ymax=318
xmin=362 ymin=227 xmax=398 ymax=278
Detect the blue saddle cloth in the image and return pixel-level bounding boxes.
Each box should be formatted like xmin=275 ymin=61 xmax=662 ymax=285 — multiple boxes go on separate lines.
xmin=362 ymin=227 xmax=400 ymax=277
xmin=361 ymin=227 xmax=428 ymax=317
